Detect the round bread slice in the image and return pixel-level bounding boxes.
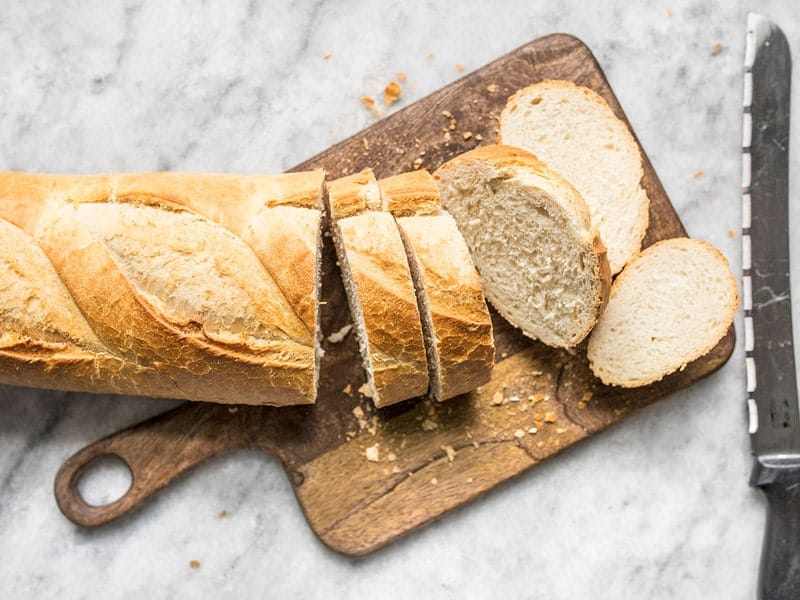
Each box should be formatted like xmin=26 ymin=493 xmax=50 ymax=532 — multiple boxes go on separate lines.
xmin=499 ymin=79 xmax=649 ymax=274
xmin=433 ymin=145 xmax=611 ymax=349
xmin=587 ymin=238 xmax=739 ymax=387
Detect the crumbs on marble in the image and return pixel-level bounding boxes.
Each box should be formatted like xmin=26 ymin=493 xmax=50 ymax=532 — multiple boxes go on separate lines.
xmin=455 ymin=63 xmax=465 ymax=72
xmin=727 ymin=229 xmax=735 ymax=239
xmin=427 ymin=52 xmax=435 ymax=59
xmin=384 ymin=81 xmax=402 ymax=107
xmin=322 ymin=50 xmax=332 ymax=60
xmin=712 ymin=43 xmax=725 ymax=55
xmin=189 ymin=560 xmax=201 ymax=569
xmin=219 ymin=510 xmax=228 ymax=518
xmin=360 ymin=96 xmax=383 ymax=117
xmin=693 ymin=169 xmax=704 ymax=179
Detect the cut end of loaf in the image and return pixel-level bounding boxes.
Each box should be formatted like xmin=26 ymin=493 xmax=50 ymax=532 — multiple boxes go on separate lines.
xmin=587 ymin=238 xmax=739 ymax=387
xmin=434 ymin=145 xmax=609 ymax=349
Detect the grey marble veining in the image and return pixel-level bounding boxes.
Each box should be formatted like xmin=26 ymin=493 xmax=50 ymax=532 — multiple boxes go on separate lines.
xmin=1 ymin=0 xmax=799 ymax=597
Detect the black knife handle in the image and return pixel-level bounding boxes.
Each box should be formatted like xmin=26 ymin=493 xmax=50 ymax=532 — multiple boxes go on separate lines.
xmin=751 ymin=456 xmax=800 ymax=599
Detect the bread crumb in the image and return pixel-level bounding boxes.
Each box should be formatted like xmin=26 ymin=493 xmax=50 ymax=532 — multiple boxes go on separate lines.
xmin=397 ymin=71 xmax=408 ymax=82
xmin=443 ymin=131 xmax=452 ymax=142
xmin=365 ymin=443 xmax=380 ymax=462
xmin=384 ymin=81 xmax=402 ymax=107
xmin=358 ymin=382 xmax=373 ymax=398
xmin=387 ymin=452 xmax=397 ymax=462
xmin=507 ymin=395 xmax=521 ymax=403
xmin=486 ymin=83 xmax=498 ymax=93
xmin=467 ymin=477 xmax=474 ymax=483
xmin=529 ymin=392 xmax=546 ymax=405
xmin=491 ymin=391 xmax=504 ymax=406
xmin=353 ymin=406 xmax=365 ymax=419
xmin=322 ymin=50 xmax=332 ymax=60
xmin=455 ymin=63 xmax=465 ymax=72
xmin=413 ymin=157 xmax=424 ymax=170
xmin=528 ymin=427 xmax=538 ymax=435
xmin=391 ymin=465 xmax=401 ymax=474
xmin=427 ymin=52 xmax=435 ymax=59
xmin=462 ymin=131 xmax=473 ymax=140
xmin=421 ymin=418 xmax=438 ymax=431
xmin=556 ymin=427 xmax=567 ymax=434
xmin=544 ymin=411 xmax=557 ymax=423
xmin=219 ymin=510 xmax=227 ymax=518
xmin=345 ymin=431 xmax=355 ymax=439
xmin=581 ymin=391 xmax=593 ymax=402
xmin=667 ymin=7 xmax=674 ymax=16
xmin=362 ymin=138 xmax=369 ymax=151
xmin=430 ymin=477 xmax=438 ymax=485
xmin=727 ymin=229 xmax=735 ymax=238
xmin=500 ymin=351 xmax=508 ymax=358
xmin=712 ymin=43 xmax=724 ymax=55
xmin=514 ymin=429 xmax=525 ymax=439
xmin=327 ymin=323 xmax=353 ymax=343
xmin=189 ymin=560 xmax=200 ymax=569
xmin=475 ymin=133 xmax=483 ymax=141
xmin=441 ymin=110 xmax=453 ymax=119
xmin=360 ymin=96 xmax=382 ymax=116
xmin=577 ymin=401 xmax=587 ymax=410
xmin=472 ymin=440 xmax=479 ymax=449
xmin=441 ymin=445 xmax=456 ymax=462
xmin=227 ymin=406 xmax=239 ymax=413
xmin=343 ymin=383 xmax=352 ymax=395
xmin=693 ymin=170 xmax=704 ymax=179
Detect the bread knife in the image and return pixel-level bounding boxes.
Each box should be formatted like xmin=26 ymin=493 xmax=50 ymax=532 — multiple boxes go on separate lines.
xmin=743 ymin=13 xmax=800 ymax=599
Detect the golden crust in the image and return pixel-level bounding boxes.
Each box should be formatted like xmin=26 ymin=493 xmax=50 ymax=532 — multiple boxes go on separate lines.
xmin=379 ymin=170 xmax=441 ymax=217
xmin=326 ymin=168 xmax=382 ymax=219
xmin=0 ymin=171 xmax=325 ymax=405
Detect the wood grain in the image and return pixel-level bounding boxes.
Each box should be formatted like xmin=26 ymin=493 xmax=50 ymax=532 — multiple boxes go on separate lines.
xmin=54 ymin=33 xmax=735 ymax=555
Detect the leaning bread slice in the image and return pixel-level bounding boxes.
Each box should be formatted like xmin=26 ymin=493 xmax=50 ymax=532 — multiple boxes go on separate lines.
xmin=499 ymin=79 xmax=649 ymax=274
xmin=434 ymin=145 xmax=610 ymax=348
xmin=326 ymin=169 xmax=429 ymax=407
xmin=587 ymin=238 xmax=738 ymax=387
xmin=379 ymin=170 xmax=494 ymax=401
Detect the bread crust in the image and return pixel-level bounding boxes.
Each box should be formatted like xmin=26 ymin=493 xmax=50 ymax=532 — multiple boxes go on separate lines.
xmin=378 ymin=171 xmax=494 ymax=401
xmin=434 ymin=144 xmax=611 ymax=348
xmin=499 ymin=79 xmax=649 ymax=274
xmin=0 ymin=171 xmax=325 ymax=405
xmin=327 ymin=170 xmax=429 ymax=407
xmin=587 ymin=238 xmax=739 ymax=387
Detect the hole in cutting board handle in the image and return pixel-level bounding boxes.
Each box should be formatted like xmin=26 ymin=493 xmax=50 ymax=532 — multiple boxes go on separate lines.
xmin=75 ymin=454 xmax=133 ymax=507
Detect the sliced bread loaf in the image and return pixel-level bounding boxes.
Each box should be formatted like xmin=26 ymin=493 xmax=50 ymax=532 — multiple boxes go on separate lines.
xmin=433 ymin=145 xmax=611 ymax=348
xmin=499 ymin=79 xmax=649 ymax=274
xmin=326 ymin=169 xmax=429 ymax=407
xmin=379 ymin=170 xmax=495 ymax=401
xmin=587 ymin=238 xmax=738 ymax=387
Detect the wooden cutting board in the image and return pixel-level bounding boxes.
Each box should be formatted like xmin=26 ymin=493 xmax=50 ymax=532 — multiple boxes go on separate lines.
xmin=54 ymin=33 xmax=735 ymax=555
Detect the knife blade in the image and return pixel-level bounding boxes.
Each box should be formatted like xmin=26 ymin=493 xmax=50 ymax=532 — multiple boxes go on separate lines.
xmin=743 ymin=12 xmax=800 ymax=599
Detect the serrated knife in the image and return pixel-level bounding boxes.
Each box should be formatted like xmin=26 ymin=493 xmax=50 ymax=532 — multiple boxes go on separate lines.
xmin=743 ymin=13 xmax=800 ymax=600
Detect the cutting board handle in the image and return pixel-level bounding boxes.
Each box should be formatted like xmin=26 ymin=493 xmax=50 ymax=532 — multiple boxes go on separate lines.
xmin=54 ymin=402 xmax=248 ymax=527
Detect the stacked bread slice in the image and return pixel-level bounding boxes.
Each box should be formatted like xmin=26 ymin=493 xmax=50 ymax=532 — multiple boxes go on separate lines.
xmin=378 ymin=170 xmax=495 ymax=401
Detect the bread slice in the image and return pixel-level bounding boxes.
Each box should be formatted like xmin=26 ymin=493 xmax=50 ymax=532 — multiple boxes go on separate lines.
xmin=587 ymin=238 xmax=738 ymax=387
xmin=433 ymin=145 xmax=610 ymax=348
xmin=499 ymin=80 xmax=649 ymax=274
xmin=326 ymin=169 xmax=429 ymax=407
xmin=379 ymin=170 xmax=494 ymax=401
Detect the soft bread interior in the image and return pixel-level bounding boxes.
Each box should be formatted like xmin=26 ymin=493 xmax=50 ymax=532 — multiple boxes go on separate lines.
xmin=435 ymin=151 xmax=606 ymax=348
xmin=587 ymin=238 xmax=738 ymax=387
xmin=500 ymin=81 xmax=648 ymax=274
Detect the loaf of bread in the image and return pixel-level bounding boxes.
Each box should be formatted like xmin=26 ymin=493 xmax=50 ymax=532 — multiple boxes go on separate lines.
xmin=379 ymin=170 xmax=494 ymax=401
xmin=326 ymin=169 xmax=429 ymax=407
xmin=434 ymin=145 xmax=611 ymax=348
xmin=587 ymin=238 xmax=738 ymax=387
xmin=0 ymin=171 xmax=325 ymax=405
xmin=499 ymin=80 xmax=649 ymax=274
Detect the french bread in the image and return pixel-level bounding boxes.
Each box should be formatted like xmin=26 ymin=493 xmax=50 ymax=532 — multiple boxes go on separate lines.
xmin=379 ymin=170 xmax=495 ymax=401
xmin=499 ymin=80 xmax=649 ymax=274
xmin=587 ymin=238 xmax=738 ymax=387
xmin=433 ymin=145 xmax=611 ymax=348
xmin=0 ymin=171 xmax=325 ymax=405
xmin=326 ymin=169 xmax=429 ymax=407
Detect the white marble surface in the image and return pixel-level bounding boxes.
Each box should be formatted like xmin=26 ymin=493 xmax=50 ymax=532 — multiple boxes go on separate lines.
xmin=1 ymin=0 xmax=799 ymax=597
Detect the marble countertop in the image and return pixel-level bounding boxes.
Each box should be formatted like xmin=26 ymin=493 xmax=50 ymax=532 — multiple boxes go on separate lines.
xmin=1 ymin=1 xmax=798 ymax=597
